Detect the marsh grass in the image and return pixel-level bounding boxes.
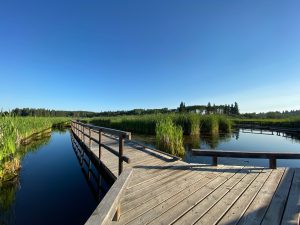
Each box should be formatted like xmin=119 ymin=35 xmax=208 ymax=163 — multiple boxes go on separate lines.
xmin=155 ymin=117 xmax=185 ymax=157
xmin=201 ymin=115 xmax=219 ymax=134
xmin=233 ymin=116 xmax=300 ymax=128
xmin=0 ymin=116 xmax=69 ymax=182
xmin=173 ymin=113 xmax=200 ymax=135
xmin=86 ymin=113 xmax=201 ymax=135
xmin=200 ymin=115 xmax=233 ymax=134
xmin=218 ymin=116 xmax=233 ymax=132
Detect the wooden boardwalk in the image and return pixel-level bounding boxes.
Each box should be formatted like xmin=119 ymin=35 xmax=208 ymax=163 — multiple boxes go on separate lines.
xmin=71 ymin=122 xmax=300 ymax=225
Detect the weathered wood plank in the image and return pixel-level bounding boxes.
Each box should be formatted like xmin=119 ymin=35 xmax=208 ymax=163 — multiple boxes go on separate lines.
xmin=119 ymin=166 xmax=239 ymax=224
xmin=236 ymin=168 xmax=285 ymax=225
xmin=124 ymin=166 xmax=244 ymax=225
xmin=261 ymin=168 xmax=294 ymax=225
xmin=149 ymin=167 xmax=254 ymax=225
xmin=193 ymin=168 xmax=264 ymax=225
xmin=281 ymin=168 xmax=300 ymax=225
xmin=217 ymin=169 xmax=273 ymax=225
xmin=122 ymin=170 xmax=200 ymax=212
xmin=85 ymin=169 xmax=133 ymax=225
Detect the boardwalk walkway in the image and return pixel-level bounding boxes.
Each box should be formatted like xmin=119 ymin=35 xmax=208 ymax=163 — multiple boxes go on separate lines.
xmin=71 ymin=122 xmax=300 ymax=225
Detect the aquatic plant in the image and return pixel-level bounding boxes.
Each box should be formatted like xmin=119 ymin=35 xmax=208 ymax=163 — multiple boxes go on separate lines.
xmin=86 ymin=113 xmax=202 ymax=135
xmin=0 ymin=116 xmax=69 ymax=182
xmin=173 ymin=113 xmax=200 ymax=135
xmin=155 ymin=117 xmax=185 ymax=157
xmin=201 ymin=115 xmax=219 ymax=134
xmin=218 ymin=116 xmax=232 ymax=132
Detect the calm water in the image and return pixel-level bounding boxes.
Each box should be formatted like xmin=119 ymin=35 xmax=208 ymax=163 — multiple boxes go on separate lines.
xmin=133 ymin=128 xmax=300 ymax=168
xmin=0 ymin=129 xmax=111 ymax=225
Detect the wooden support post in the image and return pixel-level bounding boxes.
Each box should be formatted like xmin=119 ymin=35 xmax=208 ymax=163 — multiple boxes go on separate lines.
xmin=88 ymin=159 xmax=92 ymax=179
xmin=118 ymin=135 xmax=124 ymax=175
xmin=99 ymin=130 xmax=102 ymax=160
xmin=212 ymin=156 xmax=218 ymax=166
xmin=269 ymin=158 xmax=277 ymax=169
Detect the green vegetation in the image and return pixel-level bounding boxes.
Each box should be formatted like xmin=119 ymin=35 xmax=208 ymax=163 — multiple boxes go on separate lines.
xmin=83 ymin=113 xmax=202 ymax=135
xmin=0 ymin=116 xmax=69 ymax=182
xmin=233 ymin=116 xmax=300 ymax=128
xmin=155 ymin=117 xmax=185 ymax=157
xmin=218 ymin=116 xmax=233 ymax=132
xmin=174 ymin=113 xmax=200 ymax=135
xmin=6 ymin=101 xmax=240 ymax=117
xmin=200 ymin=115 xmax=232 ymax=134
xmin=201 ymin=115 xmax=219 ymax=135
xmin=84 ymin=113 xmax=232 ymax=135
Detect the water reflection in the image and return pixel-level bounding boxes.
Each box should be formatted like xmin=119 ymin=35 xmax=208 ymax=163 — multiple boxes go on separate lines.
xmin=70 ymin=133 xmax=111 ymax=202
xmin=133 ymin=128 xmax=300 ymax=167
xmin=0 ymin=128 xmax=111 ymax=225
xmin=0 ymin=133 xmax=52 ymax=225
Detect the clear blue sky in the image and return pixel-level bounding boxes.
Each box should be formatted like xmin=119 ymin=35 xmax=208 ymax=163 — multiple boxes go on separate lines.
xmin=1 ymin=0 xmax=299 ymax=113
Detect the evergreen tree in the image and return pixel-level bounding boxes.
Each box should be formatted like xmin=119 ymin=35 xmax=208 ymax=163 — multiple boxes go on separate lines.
xmin=206 ymin=102 xmax=212 ymax=114
xmin=178 ymin=102 xmax=186 ymax=113
xmin=234 ymin=102 xmax=240 ymax=115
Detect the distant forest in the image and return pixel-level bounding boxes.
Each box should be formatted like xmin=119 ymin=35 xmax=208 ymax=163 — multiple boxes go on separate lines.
xmin=2 ymin=102 xmax=299 ymax=119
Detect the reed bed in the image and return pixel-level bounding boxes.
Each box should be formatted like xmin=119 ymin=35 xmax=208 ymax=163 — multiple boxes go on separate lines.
xmin=85 ymin=113 xmax=201 ymax=135
xmin=0 ymin=116 xmax=69 ymax=182
xmin=200 ymin=115 xmax=232 ymax=134
xmin=155 ymin=117 xmax=185 ymax=157
xmin=233 ymin=116 xmax=300 ymax=128
xmin=84 ymin=114 xmax=232 ymax=157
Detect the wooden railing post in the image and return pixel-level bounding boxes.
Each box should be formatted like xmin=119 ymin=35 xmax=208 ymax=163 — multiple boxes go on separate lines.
xmin=118 ymin=134 xmax=124 ymax=175
xmin=269 ymin=158 xmax=277 ymax=169
xmin=83 ymin=125 xmax=85 ymax=143
xmin=89 ymin=128 xmax=91 ymax=149
xmin=212 ymin=156 xmax=218 ymax=166
xmin=99 ymin=130 xmax=102 ymax=160
xmin=77 ymin=122 xmax=79 ymax=135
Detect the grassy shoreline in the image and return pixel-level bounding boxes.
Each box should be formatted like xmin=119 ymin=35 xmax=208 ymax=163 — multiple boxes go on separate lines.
xmin=81 ymin=113 xmax=232 ymax=135
xmin=0 ymin=116 xmax=70 ymax=182
xmin=232 ymin=116 xmax=300 ymax=128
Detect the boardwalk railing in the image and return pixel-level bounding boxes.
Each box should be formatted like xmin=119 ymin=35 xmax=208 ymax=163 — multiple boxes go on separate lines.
xmin=71 ymin=120 xmax=131 ymax=175
xmin=85 ymin=168 xmax=133 ymax=225
xmin=192 ymin=149 xmax=300 ymax=169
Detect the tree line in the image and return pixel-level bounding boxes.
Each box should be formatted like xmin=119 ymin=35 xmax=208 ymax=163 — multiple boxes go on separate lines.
xmin=2 ymin=103 xmax=299 ymax=118
xmin=178 ymin=102 xmax=240 ymax=115
xmin=2 ymin=102 xmax=239 ymax=117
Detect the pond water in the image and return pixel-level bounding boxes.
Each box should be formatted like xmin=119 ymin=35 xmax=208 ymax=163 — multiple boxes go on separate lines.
xmin=132 ymin=128 xmax=300 ymax=168
xmin=0 ymin=129 xmax=111 ymax=225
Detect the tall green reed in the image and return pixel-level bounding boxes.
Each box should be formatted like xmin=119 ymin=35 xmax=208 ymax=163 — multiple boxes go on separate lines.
xmin=155 ymin=117 xmax=185 ymax=157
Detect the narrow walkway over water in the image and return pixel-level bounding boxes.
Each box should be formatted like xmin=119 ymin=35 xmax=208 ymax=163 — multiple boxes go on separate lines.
xmin=71 ymin=121 xmax=300 ymax=225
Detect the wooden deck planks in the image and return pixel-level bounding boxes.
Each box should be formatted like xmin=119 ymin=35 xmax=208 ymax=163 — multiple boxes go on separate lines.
xmin=261 ymin=168 xmax=295 ymax=225
xmin=181 ymin=168 xmax=263 ymax=225
xmin=73 ymin=126 xmax=300 ymax=225
xmin=236 ymin=168 xmax=285 ymax=225
xmin=281 ymin=168 xmax=300 ymax=225
xmin=217 ymin=169 xmax=273 ymax=225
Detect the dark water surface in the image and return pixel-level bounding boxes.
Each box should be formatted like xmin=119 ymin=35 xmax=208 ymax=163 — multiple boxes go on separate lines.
xmin=133 ymin=128 xmax=300 ymax=168
xmin=0 ymin=130 xmax=110 ymax=225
